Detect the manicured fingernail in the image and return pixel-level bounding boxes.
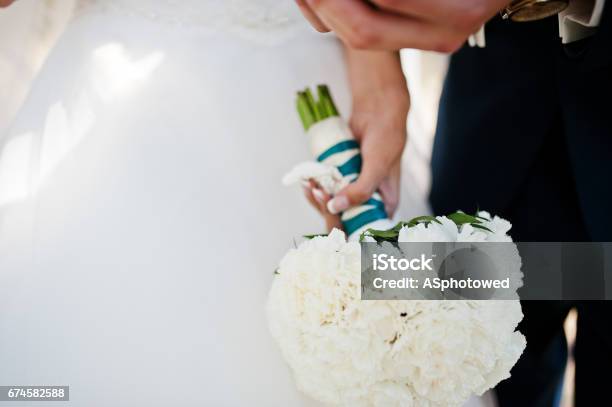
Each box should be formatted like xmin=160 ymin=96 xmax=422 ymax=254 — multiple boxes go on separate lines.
xmin=312 ymin=188 xmax=325 ymax=204
xmin=327 ymin=195 xmax=349 ymax=214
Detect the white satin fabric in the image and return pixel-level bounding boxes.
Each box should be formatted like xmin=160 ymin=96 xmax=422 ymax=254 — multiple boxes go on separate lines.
xmin=79 ymin=0 xmax=306 ymax=45
xmin=0 ymin=0 xmax=75 ymax=133
xmin=559 ymin=0 xmax=606 ymax=43
xmin=0 ymin=1 xmax=432 ymax=406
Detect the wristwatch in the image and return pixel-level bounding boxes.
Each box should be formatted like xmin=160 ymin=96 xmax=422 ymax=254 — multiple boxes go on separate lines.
xmin=502 ymin=0 xmax=569 ymax=22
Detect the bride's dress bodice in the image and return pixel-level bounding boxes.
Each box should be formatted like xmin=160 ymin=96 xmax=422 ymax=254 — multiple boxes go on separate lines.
xmin=78 ymin=0 xmax=308 ymax=45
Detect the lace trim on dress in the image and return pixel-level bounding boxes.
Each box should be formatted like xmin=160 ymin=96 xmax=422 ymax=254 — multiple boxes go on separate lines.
xmin=75 ymin=0 xmax=309 ymax=46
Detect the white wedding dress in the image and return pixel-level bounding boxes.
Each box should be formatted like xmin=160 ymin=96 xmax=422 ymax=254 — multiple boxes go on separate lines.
xmin=0 ymin=1 xmax=469 ymax=406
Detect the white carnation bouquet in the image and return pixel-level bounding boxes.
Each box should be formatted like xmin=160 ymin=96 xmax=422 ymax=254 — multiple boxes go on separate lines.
xmin=268 ymin=86 xmax=526 ymax=406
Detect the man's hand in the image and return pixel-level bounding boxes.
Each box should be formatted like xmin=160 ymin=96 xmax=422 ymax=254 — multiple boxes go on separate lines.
xmin=295 ymin=0 xmax=508 ymax=52
xmin=0 ymin=0 xmax=16 ymax=8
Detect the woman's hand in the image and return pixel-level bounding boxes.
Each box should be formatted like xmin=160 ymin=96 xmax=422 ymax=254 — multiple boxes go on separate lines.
xmin=330 ymin=48 xmax=408 ymax=216
xmin=303 ymin=180 xmax=343 ymax=232
xmin=0 ymin=0 xmax=16 ymax=8
xmin=304 ymin=48 xmax=409 ymax=231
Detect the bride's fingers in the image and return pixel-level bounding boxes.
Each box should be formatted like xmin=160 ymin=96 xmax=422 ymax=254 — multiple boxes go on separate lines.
xmin=304 ymin=184 xmax=330 ymax=214
xmin=295 ymin=0 xmax=330 ymax=32
xmin=314 ymin=188 xmax=344 ymax=231
xmin=327 ymin=156 xmax=388 ymax=214
xmin=303 ymin=186 xmax=323 ymax=213
xmin=324 ymin=213 xmax=343 ymax=232
xmin=307 ymin=181 xmax=343 ymax=231
xmin=303 ymin=186 xmax=342 ymax=232
xmin=379 ymin=179 xmax=399 ymax=217
xmin=308 ymin=181 xmax=333 ymax=214
xmin=379 ymin=161 xmax=401 ymax=216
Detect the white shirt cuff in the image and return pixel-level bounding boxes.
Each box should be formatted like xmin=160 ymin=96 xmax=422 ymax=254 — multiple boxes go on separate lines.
xmin=559 ymin=0 xmax=606 ymax=43
xmin=467 ymin=25 xmax=486 ymax=48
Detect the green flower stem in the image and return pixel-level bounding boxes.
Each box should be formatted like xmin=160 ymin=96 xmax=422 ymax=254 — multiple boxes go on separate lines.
xmin=296 ymin=85 xmax=340 ymax=131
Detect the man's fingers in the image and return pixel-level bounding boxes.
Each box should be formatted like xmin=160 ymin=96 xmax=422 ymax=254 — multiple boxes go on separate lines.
xmin=295 ymin=0 xmax=330 ymax=32
xmin=370 ymin=0 xmax=509 ymax=43
xmin=368 ymin=0 xmax=506 ymax=41
xmin=307 ymin=0 xmax=385 ymax=49
xmin=301 ymin=0 xmax=507 ymax=51
xmin=307 ymin=0 xmax=465 ymax=51
xmin=0 ymin=0 xmax=16 ymax=7
xmin=370 ymin=0 xmax=478 ymax=27
xmin=371 ymin=0 xmax=450 ymax=18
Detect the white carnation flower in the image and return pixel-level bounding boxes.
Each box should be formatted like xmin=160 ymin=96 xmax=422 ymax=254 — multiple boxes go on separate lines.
xmin=396 ymin=213 xmax=512 ymax=244
xmin=267 ymin=222 xmax=526 ymax=406
xmin=398 ymin=216 xmax=459 ymax=242
xmin=476 ymin=211 xmax=513 ymax=242
xmin=456 ymin=223 xmax=489 ymax=242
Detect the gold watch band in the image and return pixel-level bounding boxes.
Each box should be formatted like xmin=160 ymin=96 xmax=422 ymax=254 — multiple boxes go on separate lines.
xmin=502 ymin=0 xmax=569 ymax=22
